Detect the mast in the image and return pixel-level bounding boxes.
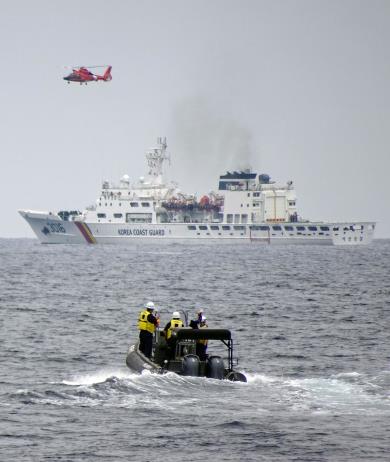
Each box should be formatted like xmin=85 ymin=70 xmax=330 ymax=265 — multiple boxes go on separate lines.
xmin=146 ymin=137 xmax=170 ymax=185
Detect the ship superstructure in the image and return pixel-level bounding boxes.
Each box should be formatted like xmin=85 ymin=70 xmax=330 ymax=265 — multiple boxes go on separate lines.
xmin=19 ymin=138 xmax=375 ymax=245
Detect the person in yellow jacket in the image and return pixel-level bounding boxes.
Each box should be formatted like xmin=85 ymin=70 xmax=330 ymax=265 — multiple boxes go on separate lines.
xmin=163 ymin=311 xmax=184 ymax=358
xmin=196 ymin=316 xmax=208 ymax=360
xmin=137 ymin=301 xmax=159 ymax=358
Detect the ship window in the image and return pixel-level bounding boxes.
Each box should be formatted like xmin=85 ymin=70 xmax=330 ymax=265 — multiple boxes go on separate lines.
xmin=126 ymin=213 xmax=152 ymax=223
xmin=308 ymin=226 xmax=318 ymax=231
xmin=226 ymin=214 xmax=233 ymax=223
xmin=210 ymin=225 xmax=219 ymax=230
xmin=320 ymin=226 xmax=330 ymax=231
xmin=247 ymin=193 xmax=250 ymax=197
xmin=253 ymin=192 xmax=260 ymax=197
xmin=187 ymin=225 xmax=196 ymax=230
xmin=130 ymin=202 xmax=139 ymax=207
xmin=284 ymin=226 xmax=294 ymax=231
xmin=253 ymin=202 xmax=260 ymax=207
xmin=222 ymin=225 xmax=231 ymax=231
xmin=99 ymin=203 xmax=101 ymax=206
xmin=234 ymin=225 xmax=245 ymax=231
xmin=241 ymin=214 xmax=248 ymax=224
xmin=288 ymin=201 xmax=296 ymax=206
xmin=141 ymin=202 xmax=150 ymax=207
xmin=113 ymin=213 xmax=123 ymax=219
xmin=333 ymin=227 xmax=339 ymax=231
xmin=272 ymin=225 xmax=282 ymax=231
xmin=199 ymin=225 xmax=208 ymax=230
xmin=297 ymin=226 xmax=305 ymax=231
xmin=97 ymin=213 xmax=106 ymax=218
xmin=119 ymin=203 xmax=122 ymax=206
xmin=250 ymin=225 xmax=269 ymax=231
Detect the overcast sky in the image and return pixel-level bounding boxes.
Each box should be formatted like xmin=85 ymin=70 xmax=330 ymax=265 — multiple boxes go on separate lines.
xmin=1 ymin=0 xmax=389 ymax=238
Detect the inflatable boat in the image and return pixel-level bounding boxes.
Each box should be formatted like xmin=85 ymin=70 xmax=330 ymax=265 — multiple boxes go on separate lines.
xmin=126 ymin=328 xmax=247 ymax=382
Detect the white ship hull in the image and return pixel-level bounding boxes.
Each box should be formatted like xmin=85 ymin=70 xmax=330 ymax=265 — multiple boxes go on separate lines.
xmin=19 ymin=210 xmax=375 ymax=246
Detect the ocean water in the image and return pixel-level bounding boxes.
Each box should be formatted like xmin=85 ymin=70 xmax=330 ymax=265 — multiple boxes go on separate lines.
xmin=0 ymin=238 xmax=389 ymax=461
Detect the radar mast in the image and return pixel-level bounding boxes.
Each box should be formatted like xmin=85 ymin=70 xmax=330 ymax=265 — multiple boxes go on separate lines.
xmin=146 ymin=137 xmax=170 ymax=185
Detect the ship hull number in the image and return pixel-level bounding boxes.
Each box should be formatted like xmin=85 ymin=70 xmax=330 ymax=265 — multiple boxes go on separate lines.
xmin=48 ymin=222 xmax=66 ymax=233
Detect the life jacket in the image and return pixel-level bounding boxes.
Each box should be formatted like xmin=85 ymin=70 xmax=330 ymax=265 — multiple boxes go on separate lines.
xmin=137 ymin=310 xmax=156 ymax=334
xmin=197 ymin=324 xmax=208 ymax=345
xmin=166 ymin=318 xmax=184 ymax=340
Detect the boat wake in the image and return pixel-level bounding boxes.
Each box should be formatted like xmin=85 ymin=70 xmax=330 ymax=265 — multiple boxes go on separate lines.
xmin=9 ymin=368 xmax=390 ymax=417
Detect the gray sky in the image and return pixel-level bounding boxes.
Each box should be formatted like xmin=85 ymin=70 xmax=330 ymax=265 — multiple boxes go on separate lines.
xmin=1 ymin=0 xmax=389 ymax=238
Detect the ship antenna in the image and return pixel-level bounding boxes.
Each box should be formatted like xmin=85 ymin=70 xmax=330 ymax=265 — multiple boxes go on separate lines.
xmin=145 ymin=137 xmax=170 ymax=183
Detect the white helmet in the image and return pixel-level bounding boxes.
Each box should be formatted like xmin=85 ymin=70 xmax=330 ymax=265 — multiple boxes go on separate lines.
xmin=172 ymin=311 xmax=181 ymax=319
xmin=201 ymin=315 xmax=207 ymax=322
xmin=145 ymin=301 xmax=155 ymax=310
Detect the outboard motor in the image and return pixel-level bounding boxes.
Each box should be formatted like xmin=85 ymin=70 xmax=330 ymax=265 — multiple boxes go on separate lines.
xmin=182 ymin=354 xmax=200 ymax=377
xmin=206 ymin=356 xmax=225 ymax=380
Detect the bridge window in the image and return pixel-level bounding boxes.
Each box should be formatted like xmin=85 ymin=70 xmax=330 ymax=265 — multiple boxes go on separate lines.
xmin=130 ymin=202 xmax=139 ymax=207
xmin=199 ymin=225 xmax=208 ymax=230
xmin=320 ymin=226 xmax=330 ymax=231
xmin=284 ymin=226 xmax=294 ymax=231
xmin=141 ymin=202 xmax=150 ymax=207
xmin=97 ymin=213 xmax=106 ymax=218
xmin=187 ymin=225 xmax=196 ymax=230
xmin=113 ymin=213 xmax=123 ymax=219
xmin=272 ymin=225 xmax=282 ymax=231
xmin=210 ymin=225 xmax=219 ymax=230
xmin=308 ymin=226 xmax=318 ymax=231
xmin=222 ymin=225 xmax=231 ymax=231
xmin=297 ymin=226 xmax=305 ymax=231
xmin=234 ymin=225 xmax=245 ymax=231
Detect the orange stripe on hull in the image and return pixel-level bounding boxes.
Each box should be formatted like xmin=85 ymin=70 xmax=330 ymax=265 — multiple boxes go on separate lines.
xmin=75 ymin=222 xmax=96 ymax=244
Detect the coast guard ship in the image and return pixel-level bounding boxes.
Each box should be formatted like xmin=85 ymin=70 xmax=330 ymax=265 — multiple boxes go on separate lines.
xmin=19 ymin=138 xmax=375 ymax=245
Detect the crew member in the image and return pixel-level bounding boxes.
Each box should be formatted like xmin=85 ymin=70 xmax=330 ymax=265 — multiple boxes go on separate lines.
xmin=196 ymin=316 xmax=208 ymax=360
xmin=164 ymin=311 xmax=184 ymax=358
xmin=189 ymin=308 xmax=204 ymax=329
xmin=137 ymin=301 xmax=159 ymax=359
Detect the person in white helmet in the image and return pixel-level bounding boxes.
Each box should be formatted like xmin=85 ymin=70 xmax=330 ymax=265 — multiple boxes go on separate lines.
xmin=137 ymin=301 xmax=159 ymax=358
xmin=163 ymin=311 xmax=184 ymax=359
xmin=196 ymin=315 xmax=208 ymax=360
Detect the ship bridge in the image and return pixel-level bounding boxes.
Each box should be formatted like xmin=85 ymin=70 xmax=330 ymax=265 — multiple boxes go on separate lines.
xmin=218 ymin=170 xmax=297 ymax=225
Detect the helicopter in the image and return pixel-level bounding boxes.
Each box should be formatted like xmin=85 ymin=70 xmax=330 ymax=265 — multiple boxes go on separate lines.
xmin=63 ymin=65 xmax=112 ymax=84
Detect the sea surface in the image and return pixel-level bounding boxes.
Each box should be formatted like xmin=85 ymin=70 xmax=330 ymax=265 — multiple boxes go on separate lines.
xmin=0 ymin=238 xmax=389 ymax=461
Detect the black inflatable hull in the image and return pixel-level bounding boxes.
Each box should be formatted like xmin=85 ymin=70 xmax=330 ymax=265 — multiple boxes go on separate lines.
xmin=125 ymin=343 xmax=247 ymax=382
